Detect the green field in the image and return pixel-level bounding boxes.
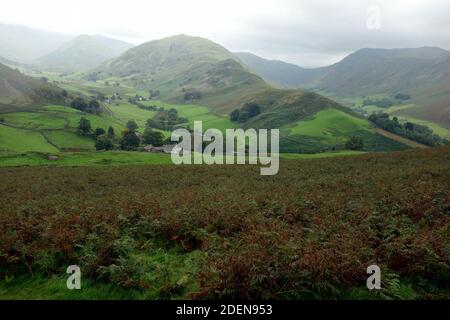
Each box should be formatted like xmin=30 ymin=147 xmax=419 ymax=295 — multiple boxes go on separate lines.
xmin=281 ymin=150 xmax=367 ymax=159
xmin=1 ymin=112 xmax=67 ymax=130
xmin=0 ymin=125 xmax=58 ymax=153
xmin=0 ymin=151 xmax=173 ymax=167
xmin=140 ymin=101 xmax=236 ymax=132
xmin=286 ymin=108 xmax=372 ymax=142
xmin=43 ymin=131 xmax=95 ymax=150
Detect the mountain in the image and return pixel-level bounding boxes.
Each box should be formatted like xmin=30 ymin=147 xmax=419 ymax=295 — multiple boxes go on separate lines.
xmin=35 ymin=35 xmax=134 ymax=71
xmin=307 ymin=47 xmax=450 ymax=96
xmin=0 ymin=22 xmax=71 ymax=63
xmin=91 ymin=34 xmax=349 ymax=120
xmin=237 ymin=47 xmax=450 ymax=125
xmin=235 ymin=52 xmax=323 ymax=88
xmin=91 ymin=34 xmax=271 ymax=114
xmin=0 ymin=63 xmax=64 ymax=112
xmin=89 ymin=35 xmax=409 ymax=152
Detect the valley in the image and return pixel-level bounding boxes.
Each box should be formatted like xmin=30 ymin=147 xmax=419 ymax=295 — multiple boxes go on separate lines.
xmin=0 ymin=20 xmax=449 ymax=301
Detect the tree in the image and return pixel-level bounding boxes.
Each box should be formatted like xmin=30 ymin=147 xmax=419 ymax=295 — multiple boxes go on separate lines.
xmin=94 ymin=128 xmax=106 ymax=137
xmin=120 ymin=130 xmax=140 ymax=150
xmin=126 ymin=120 xmax=138 ymax=132
xmin=143 ymin=128 xmax=164 ymax=146
xmin=107 ymin=126 xmax=115 ymax=138
xmin=230 ymin=109 xmax=240 ymax=122
xmin=238 ymin=111 xmax=249 ymax=122
xmin=77 ymin=117 xmax=91 ymax=136
xmin=242 ymin=102 xmax=261 ymax=118
xmin=88 ymin=99 xmax=101 ymax=114
xmin=61 ymin=90 xmax=68 ymax=98
xmin=345 ymin=136 xmax=364 ymax=150
xmin=71 ymin=98 xmax=89 ymax=111
xmin=95 ymin=135 xmax=114 ymax=150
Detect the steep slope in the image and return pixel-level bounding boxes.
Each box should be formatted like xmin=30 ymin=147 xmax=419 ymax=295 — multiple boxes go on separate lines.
xmin=91 ymin=35 xmax=343 ymax=119
xmin=0 ymin=23 xmax=71 ymax=63
xmin=35 ymin=35 xmax=134 ymax=71
xmin=0 ymin=63 xmax=64 ymax=111
xmin=238 ymin=47 xmax=450 ymax=126
xmin=91 ymin=35 xmax=271 ymax=114
xmin=91 ymin=35 xmax=409 ymax=152
xmin=309 ymin=47 xmax=450 ymax=96
xmin=235 ymin=52 xmax=325 ymax=88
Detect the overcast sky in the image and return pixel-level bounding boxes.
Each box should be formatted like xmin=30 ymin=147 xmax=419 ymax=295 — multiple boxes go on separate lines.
xmin=1 ymin=0 xmax=449 ymax=67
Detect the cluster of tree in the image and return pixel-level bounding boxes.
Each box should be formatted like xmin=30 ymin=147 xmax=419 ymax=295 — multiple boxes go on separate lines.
xmin=230 ymin=102 xmax=262 ymax=122
xmin=149 ymin=90 xmax=160 ymax=99
xmin=120 ymin=120 xmax=167 ymax=150
xmin=395 ymin=93 xmax=411 ymax=100
xmin=120 ymin=121 xmax=141 ymax=151
xmin=76 ymin=117 xmax=115 ymax=150
xmin=77 ymin=116 xmax=171 ymax=151
xmin=135 ymin=103 xmax=163 ymax=112
xmin=369 ymin=113 xmax=450 ymax=147
xmin=70 ymin=98 xmax=101 ymax=114
xmin=345 ymin=136 xmax=364 ymax=150
xmin=146 ymin=109 xmax=188 ymax=131
xmin=363 ymin=98 xmax=393 ymax=108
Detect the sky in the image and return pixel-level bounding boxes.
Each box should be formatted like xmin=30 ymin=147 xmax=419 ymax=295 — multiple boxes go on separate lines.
xmin=1 ymin=0 xmax=450 ymax=67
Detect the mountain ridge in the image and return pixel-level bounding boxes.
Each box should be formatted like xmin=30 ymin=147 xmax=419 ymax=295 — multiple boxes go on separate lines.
xmin=34 ymin=34 xmax=134 ymax=71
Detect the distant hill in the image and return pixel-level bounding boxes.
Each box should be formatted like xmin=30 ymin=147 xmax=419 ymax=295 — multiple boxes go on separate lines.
xmin=35 ymin=35 xmax=134 ymax=72
xmin=91 ymin=34 xmax=271 ymax=114
xmin=235 ymin=52 xmax=324 ymax=88
xmin=0 ymin=63 xmax=64 ymax=112
xmin=0 ymin=22 xmax=71 ymax=63
xmin=237 ymin=47 xmax=450 ymax=125
xmin=89 ymin=35 xmax=409 ymax=152
xmin=307 ymin=47 xmax=450 ymax=96
xmin=91 ymin=35 xmax=345 ymax=120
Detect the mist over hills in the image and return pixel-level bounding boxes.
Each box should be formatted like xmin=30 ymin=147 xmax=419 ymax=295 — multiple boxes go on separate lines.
xmin=34 ymin=35 xmax=134 ymax=71
xmin=236 ymin=47 xmax=450 ymax=94
xmin=0 ymin=23 xmax=71 ymax=63
xmin=235 ymin=52 xmax=323 ymax=88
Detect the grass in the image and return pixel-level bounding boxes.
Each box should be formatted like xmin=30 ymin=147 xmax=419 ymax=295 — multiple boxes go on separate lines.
xmin=107 ymin=103 xmax=157 ymax=129
xmin=0 ymin=150 xmax=373 ymax=168
xmin=280 ymin=150 xmax=367 ymax=159
xmin=43 ymin=131 xmax=95 ymax=150
xmin=0 ymin=151 xmax=172 ymax=167
xmin=140 ymin=101 xmax=236 ymax=132
xmin=0 ymin=125 xmax=58 ymax=153
xmin=1 ymin=112 xmax=67 ymax=130
xmin=0 ymin=248 xmax=203 ymax=300
xmin=286 ymin=109 xmax=372 ymax=142
xmin=0 ymin=147 xmax=448 ymax=299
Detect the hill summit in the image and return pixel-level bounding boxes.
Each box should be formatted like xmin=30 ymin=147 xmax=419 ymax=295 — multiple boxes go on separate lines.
xmin=91 ymin=35 xmax=269 ymax=113
xmin=35 ymin=34 xmax=133 ymax=71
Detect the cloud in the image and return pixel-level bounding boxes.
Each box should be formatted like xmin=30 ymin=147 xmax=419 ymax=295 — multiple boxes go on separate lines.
xmin=1 ymin=0 xmax=449 ymax=67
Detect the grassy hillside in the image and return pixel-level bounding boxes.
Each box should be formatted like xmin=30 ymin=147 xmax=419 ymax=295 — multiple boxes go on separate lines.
xmin=35 ymin=35 xmax=134 ymax=72
xmin=278 ymin=108 xmax=408 ymax=153
xmin=237 ymin=48 xmax=450 ymax=128
xmin=91 ymin=35 xmax=269 ymax=114
xmin=0 ymin=147 xmax=448 ymax=299
xmin=0 ymin=125 xmax=58 ymax=153
xmin=0 ymin=63 xmax=65 ymax=111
